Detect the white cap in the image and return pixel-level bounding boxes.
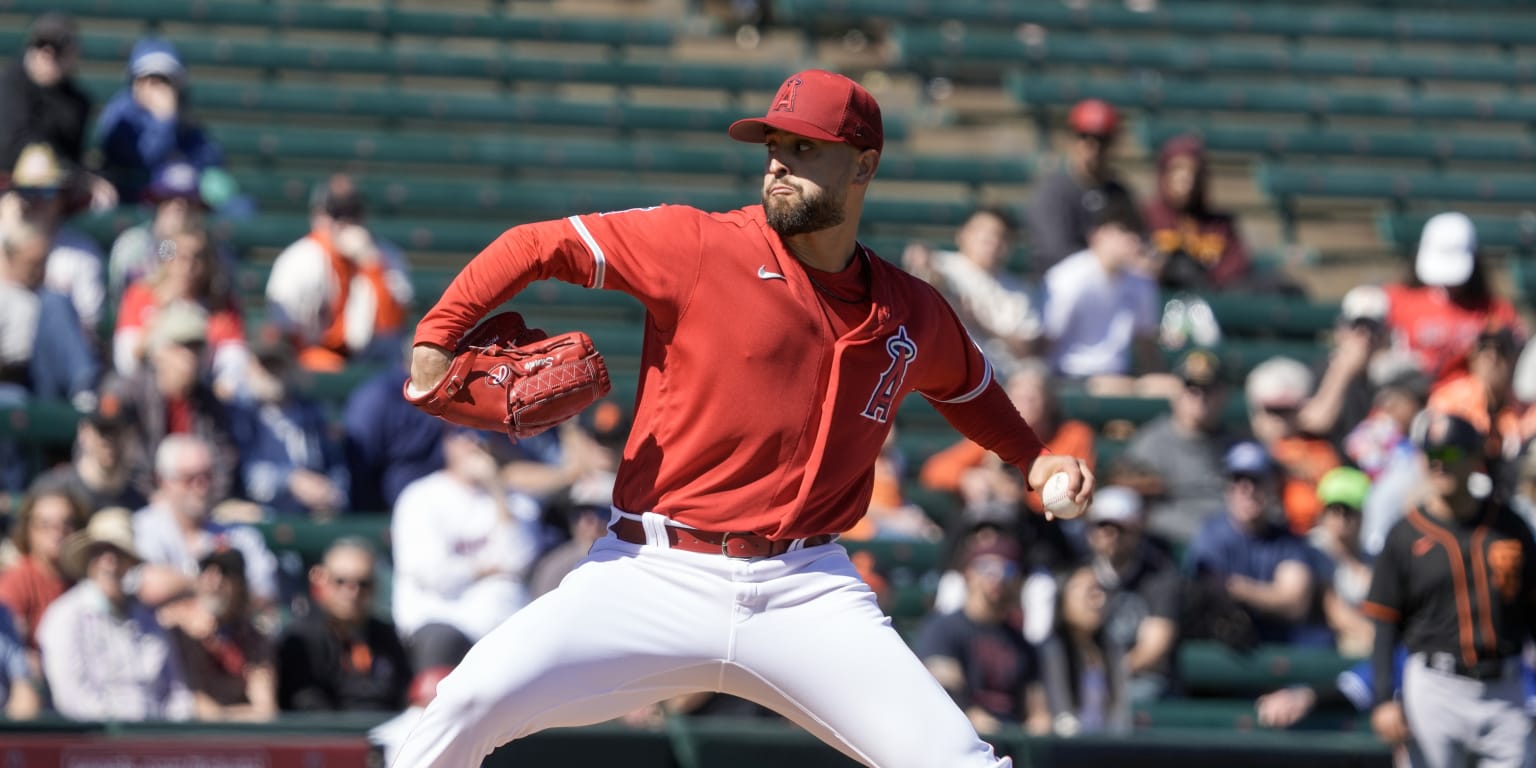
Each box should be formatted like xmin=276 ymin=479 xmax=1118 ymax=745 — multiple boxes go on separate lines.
xmin=1087 ymin=486 xmax=1142 ymax=526
xmin=1340 ymin=284 xmax=1389 ymax=324
xmin=1416 ymin=212 xmax=1477 ymax=287
xmin=1245 ymin=356 xmax=1315 ymax=409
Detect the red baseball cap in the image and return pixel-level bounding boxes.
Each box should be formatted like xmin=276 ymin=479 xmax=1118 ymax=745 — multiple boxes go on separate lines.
xmin=728 ymin=69 xmax=883 ymax=152
xmin=1068 ymin=98 xmax=1121 ymax=136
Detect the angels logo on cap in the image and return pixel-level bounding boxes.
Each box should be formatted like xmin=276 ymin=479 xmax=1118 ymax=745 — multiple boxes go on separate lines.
xmin=728 ymin=69 xmax=883 ymax=152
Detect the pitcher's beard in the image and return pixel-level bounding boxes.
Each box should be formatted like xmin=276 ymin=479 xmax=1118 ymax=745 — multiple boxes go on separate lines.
xmin=764 ymin=187 xmax=845 ymax=236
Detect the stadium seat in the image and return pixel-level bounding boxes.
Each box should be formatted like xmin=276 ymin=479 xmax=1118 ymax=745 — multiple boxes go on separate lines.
xmin=1139 ymin=120 xmax=1536 ymax=164
xmin=226 ymin=172 xmax=978 ymax=228
xmin=1178 ymin=641 xmax=1357 ymax=697
xmin=777 ymin=0 xmax=1536 ymax=46
xmin=1005 ymin=72 xmax=1536 ymax=124
xmin=6 ymin=0 xmax=677 ymax=47
xmin=0 ymin=30 xmax=783 ymax=93
xmin=892 ymin=26 xmax=1533 ymax=85
xmin=0 ymin=401 xmax=80 ymax=446
xmin=1377 ymin=211 xmax=1536 ymax=252
xmin=211 ymin=126 xmax=1029 ymax=187
xmin=72 ymin=75 xmax=911 ymax=141
xmin=1258 ymin=162 xmax=1536 ymax=205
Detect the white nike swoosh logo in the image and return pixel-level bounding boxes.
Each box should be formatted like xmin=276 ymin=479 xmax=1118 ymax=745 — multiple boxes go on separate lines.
xmin=757 ymin=265 xmax=786 ymax=281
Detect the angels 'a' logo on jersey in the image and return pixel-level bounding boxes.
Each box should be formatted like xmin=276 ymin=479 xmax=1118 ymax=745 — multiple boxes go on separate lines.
xmin=862 ymin=326 xmax=917 ymax=423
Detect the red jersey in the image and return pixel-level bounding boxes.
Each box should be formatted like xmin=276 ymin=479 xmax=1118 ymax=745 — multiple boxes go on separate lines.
xmin=1384 ymin=284 xmax=1522 ymax=384
xmin=416 ymin=205 xmax=1044 ymax=539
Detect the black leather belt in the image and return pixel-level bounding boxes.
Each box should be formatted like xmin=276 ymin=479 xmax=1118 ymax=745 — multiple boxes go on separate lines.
xmin=1425 ymin=651 xmax=1509 ymax=681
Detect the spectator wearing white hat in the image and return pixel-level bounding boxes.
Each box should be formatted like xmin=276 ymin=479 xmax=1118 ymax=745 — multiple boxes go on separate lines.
xmin=1299 ymin=285 xmax=1394 ymax=449
xmin=1384 ymin=212 xmax=1523 ymax=385
xmin=36 ymin=507 xmax=195 ymax=721
xmin=1084 ymin=486 xmax=1183 ymax=703
xmin=1246 ymin=357 xmax=1341 ymax=536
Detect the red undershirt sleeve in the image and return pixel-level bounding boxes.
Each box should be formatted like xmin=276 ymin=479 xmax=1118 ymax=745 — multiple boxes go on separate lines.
xmin=413 ymin=220 xmax=589 ymax=350
xmin=930 ymin=380 xmax=1048 ymax=486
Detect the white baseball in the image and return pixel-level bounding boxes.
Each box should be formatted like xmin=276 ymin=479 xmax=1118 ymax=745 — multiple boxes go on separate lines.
xmin=1041 ymin=472 xmax=1086 ymax=520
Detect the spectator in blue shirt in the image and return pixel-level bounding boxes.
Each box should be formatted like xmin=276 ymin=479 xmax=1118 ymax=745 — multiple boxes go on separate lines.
xmin=343 ymin=364 xmax=445 ymax=513
xmin=93 ymin=38 xmax=222 ymax=204
xmin=228 ymin=329 xmax=348 ymax=517
xmin=1186 ymin=441 xmax=1321 ymax=645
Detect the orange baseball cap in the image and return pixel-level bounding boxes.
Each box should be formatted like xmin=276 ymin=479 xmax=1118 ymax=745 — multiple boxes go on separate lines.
xmin=728 ymin=69 xmax=883 ymax=152
xmin=1068 ymin=98 xmax=1121 ymax=136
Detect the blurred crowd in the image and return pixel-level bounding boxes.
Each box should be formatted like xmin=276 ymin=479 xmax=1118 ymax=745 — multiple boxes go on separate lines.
xmin=3 ymin=10 xmax=1536 ymax=749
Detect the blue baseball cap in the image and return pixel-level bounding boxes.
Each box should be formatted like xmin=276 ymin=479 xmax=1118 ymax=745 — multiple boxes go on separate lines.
xmin=1224 ymin=441 xmax=1272 ymax=477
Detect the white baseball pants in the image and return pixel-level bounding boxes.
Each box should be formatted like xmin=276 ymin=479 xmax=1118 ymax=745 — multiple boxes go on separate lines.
xmin=1402 ymin=653 xmax=1533 ymax=768
xmin=390 ymin=513 xmax=1011 ymax=768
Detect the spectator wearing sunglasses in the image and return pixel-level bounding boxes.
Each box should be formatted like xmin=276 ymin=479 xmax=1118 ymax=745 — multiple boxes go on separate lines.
xmin=1115 ymin=349 xmax=1239 ymax=547
xmin=1025 ymin=99 xmax=1139 ymax=275
xmin=1186 ymin=441 xmax=1324 ymax=647
xmin=277 ymin=538 xmax=412 ymax=712
xmin=1247 ymin=356 xmax=1342 ymax=536
xmin=132 ymin=434 xmax=279 ymax=609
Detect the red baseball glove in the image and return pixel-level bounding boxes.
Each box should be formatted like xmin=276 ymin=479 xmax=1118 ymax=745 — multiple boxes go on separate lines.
xmin=403 ymin=312 xmax=612 ymax=440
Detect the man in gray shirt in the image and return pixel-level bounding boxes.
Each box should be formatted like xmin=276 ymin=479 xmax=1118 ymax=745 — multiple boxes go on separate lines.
xmin=1025 ymin=99 xmax=1138 ymax=275
xmin=1114 ymin=349 xmax=1238 ymax=546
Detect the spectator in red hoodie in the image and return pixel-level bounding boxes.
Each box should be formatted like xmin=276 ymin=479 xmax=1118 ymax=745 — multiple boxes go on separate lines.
xmin=1142 ymin=134 xmax=1250 ymax=292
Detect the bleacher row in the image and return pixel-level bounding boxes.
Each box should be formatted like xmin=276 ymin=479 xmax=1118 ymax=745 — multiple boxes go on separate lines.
xmin=3 ymin=0 xmax=1503 ymax=738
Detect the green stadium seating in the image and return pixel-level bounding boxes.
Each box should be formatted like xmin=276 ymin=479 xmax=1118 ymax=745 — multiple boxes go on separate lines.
xmin=225 ymin=172 xmax=977 ymax=228
xmin=1140 ymin=120 xmax=1536 ymax=164
xmin=1194 ymin=294 xmax=1338 ymax=338
xmin=777 ymin=0 xmax=1536 ymax=46
xmin=211 ymin=126 xmax=1030 ymax=187
xmin=1005 ymin=72 xmax=1536 ymax=124
xmin=74 ymin=76 xmax=761 ymax=136
xmin=0 ymin=30 xmax=783 ymax=93
xmin=3 ymin=0 xmax=677 ymax=47
xmin=1178 ymin=641 xmax=1357 ymax=697
xmin=1377 ymin=211 xmax=1536 ymax=251
xmin=1258 ymin=162 xmax=1536 ymax=205
xmin=253 ymin=516 xmax=391 ymax=565
xmin=72 ymin=75 xmax=910 ymax=141
xmin=0 ymin=401 xmax=80 ymax=445
xmin=893 ymin=26 xmax=1533 ymax=85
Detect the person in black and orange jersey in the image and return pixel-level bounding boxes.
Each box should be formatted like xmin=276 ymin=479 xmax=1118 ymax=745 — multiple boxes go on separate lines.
xmin=1362 ymin=412 xmax=1536 ymax=768
xmin=276 ymin=537 xmax=411 ymax=712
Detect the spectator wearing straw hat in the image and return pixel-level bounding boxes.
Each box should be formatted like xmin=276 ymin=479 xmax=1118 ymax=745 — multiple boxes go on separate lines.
xmin=36 ymin=507 xmax=194 ymax=721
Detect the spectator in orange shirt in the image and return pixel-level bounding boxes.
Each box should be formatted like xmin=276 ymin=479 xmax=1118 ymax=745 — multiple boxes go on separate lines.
xmin=920 ymin=360 xmax=1095 ymax=520
xmin=265 ymin=175 xmax=412 ymax=372
xmin=1246 ymin=357 xmax=1341 ymax=535
xmin=1385 ymin=212 xmax=1522 ymax=385
xmin=1427 ymin=328 xmax=1522 ymax=462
